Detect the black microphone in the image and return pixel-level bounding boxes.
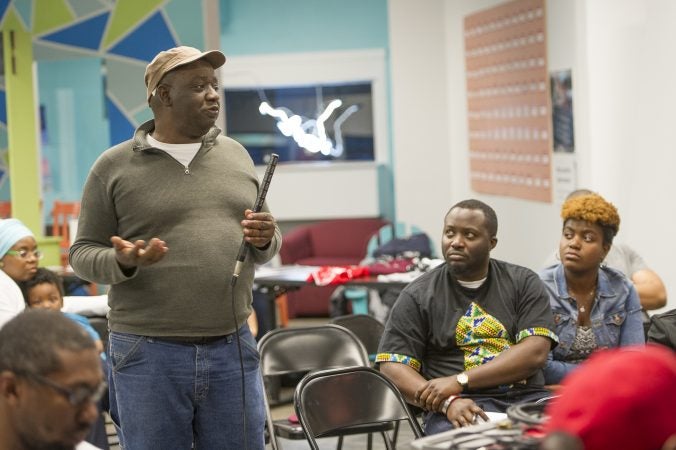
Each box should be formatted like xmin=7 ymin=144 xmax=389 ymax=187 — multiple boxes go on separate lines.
xmin=232 ymin=153 xmax=279 ymax=281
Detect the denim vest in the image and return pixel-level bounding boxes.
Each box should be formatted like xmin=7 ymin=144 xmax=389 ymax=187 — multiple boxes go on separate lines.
xmin=539 ymin=264 xmax=644 ymax=383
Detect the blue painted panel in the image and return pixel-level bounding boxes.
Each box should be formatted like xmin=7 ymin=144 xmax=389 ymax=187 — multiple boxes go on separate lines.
xmin=219 ymin=0 xmax=388 ymax=55
xmin=165 ymin=0 xmax=204 ymax=49
xmin=37 ymin=58 xmax=109 ymax=223
xmin=0 ymin=89 xmax=6 ymax=124
xmin=0 ymin=165 xmax=8 ymax=201
xmin=68 ymin=0 xmax=108 ymax=18
xmin=0 ymin=0 xmax=9 ymax=24
xmin=108 ymin=11 xmax=177 ymax=62
xmin=133 ymin=107 xmax=153 ymax=125
xmin=13 ymin=0 xmax=31 ymax=29
xmin=40 ymin=12 xmax=110 ymax=50
xmin=106 ymin=97 xmax=135 ymax=146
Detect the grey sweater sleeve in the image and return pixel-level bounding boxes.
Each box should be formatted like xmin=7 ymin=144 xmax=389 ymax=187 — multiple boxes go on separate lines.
xmin=69 ymin=151 xmax=138 ymax=285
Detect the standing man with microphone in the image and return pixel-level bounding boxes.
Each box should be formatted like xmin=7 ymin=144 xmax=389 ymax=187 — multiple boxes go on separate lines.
xmin=70 ymin=46 xmax=281 ymax=450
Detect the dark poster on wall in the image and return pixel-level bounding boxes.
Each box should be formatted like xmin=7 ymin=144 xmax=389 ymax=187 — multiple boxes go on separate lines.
xmin=551 ymin=70 xmax=574 ymax=153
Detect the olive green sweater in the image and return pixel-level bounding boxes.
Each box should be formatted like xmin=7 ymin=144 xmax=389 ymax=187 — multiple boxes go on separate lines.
xmin=70 ymin=121 xmax=281 ymax=336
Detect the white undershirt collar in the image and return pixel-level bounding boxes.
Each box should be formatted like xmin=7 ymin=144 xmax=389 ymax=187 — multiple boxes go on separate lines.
xmin=147 ymin=134 xmax=201 ymax=167
xmin=458 ymin=276 xmax=487 ymax=289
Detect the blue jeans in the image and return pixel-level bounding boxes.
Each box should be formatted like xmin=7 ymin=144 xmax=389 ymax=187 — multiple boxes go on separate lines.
xmin=108 ymin=326 xmax=265 ymax=450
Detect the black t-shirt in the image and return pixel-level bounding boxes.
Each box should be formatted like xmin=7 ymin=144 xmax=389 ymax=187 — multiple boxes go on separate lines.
xmin=377 ymin=259 xmax=557 ymax=391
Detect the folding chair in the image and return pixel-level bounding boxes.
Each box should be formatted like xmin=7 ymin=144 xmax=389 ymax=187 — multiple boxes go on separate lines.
xmin=329 ymin=314 xmax=409 ymax=445
xmin=294 ymin=366 xmax=424 ymax=450
xmin=258 ymin=324 xmax=386 ymax=450
xmin=51 ymin=201 xmax=97 ymax=295
xmin=330 ymin=314 xmax=385 ymax=362
xmin=51 ymin=200 xmax=80 ymax=268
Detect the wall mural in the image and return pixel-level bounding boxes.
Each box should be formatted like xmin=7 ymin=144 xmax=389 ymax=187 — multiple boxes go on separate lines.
xmin=0 ymin=0 xmax=207 ymax=191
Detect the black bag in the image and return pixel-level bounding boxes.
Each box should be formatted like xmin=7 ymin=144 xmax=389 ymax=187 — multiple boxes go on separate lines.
xmin=648 ymin=309 xmax=676 ymax=350
xmin=372 ymin=233 xmax=432 ymax=259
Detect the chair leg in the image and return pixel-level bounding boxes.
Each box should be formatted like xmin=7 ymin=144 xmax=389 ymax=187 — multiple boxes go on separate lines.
xmin=336 ymin=435 xmax=344 ymax=450
xmin=381 ymin=430 xmax=395 ymax=450
xmin=263 ymin=389 xmax=279 ymax=450
xmin=344 ymin=288 xmax=369 ymax=315
xmin=275 ymin=294 xmax=289 ymax=328
xmin=367 ymin=432 xmax=373 ymax=450
xmin=391 ymin=421 xmax=400 ymax=448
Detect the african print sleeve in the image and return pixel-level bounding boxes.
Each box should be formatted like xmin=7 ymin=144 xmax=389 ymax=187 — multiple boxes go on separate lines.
xmin=515 ymin=270 xmax=558 ymax=346
xmin=376 ymin=290 xmax=427 ymax=372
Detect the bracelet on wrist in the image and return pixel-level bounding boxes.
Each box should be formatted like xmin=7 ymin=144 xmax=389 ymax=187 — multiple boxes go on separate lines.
xmin=440 ymin=395 xmax=460 ymax=415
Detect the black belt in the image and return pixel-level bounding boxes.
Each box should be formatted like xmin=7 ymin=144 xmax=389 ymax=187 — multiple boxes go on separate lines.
xmin=155 ymin=335 xmax=227 ymax=345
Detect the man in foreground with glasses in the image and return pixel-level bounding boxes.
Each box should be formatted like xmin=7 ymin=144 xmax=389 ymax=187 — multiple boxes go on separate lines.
xmin=0 ymin=218 xmax=42 ymax=328
xmin=0 ymin=309 xmax=106 ymax=449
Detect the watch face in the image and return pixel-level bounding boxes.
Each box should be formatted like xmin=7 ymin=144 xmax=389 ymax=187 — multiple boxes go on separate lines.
xmin=457 ymin=373 xmax=469 ymax=386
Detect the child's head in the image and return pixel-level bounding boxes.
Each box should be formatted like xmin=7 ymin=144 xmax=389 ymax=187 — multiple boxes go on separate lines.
xmin=20 ymin=267 xmax=65 ymax=311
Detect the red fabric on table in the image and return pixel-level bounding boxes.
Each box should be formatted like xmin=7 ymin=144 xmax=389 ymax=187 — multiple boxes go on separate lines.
xmin=307 ymin=266 xmax=370 ymax=286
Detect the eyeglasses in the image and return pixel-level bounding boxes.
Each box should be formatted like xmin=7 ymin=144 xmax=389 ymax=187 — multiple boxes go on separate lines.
xmin=21 ymin=372 xmax=107 ymax=407
xmin=5 ymin=249 xmax=44 ymax=260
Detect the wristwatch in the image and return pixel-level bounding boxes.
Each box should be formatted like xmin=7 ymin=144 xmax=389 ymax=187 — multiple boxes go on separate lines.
xmin=456 ymin=372 xmax=469 ymax=391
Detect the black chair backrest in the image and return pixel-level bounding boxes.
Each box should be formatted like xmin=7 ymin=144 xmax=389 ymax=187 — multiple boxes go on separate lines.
xmin=330 ymin=314 xmax=385 ymax=356
xmin=648 ymin=308 xmax=676 ymax=350
xmin=294 ymin=366 xmax=423 ymax=449
xmin=258 ymin=324 xmax=369 ymax=376
xmin=258 ymin=325 xmax=371 ymax=450
xmin=87 ymin=316 xmax=109 ymax=350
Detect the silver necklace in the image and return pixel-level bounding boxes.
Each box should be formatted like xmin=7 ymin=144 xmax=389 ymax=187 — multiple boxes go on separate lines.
xmin=577 ymin=288 xmax=596 ymax=313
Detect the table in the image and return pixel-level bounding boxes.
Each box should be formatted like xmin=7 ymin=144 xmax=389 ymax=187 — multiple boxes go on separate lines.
xmin=254 ymin=265 xmax=413 ymax=404
xmin=254 ymin=265 xmax=411 ymax=330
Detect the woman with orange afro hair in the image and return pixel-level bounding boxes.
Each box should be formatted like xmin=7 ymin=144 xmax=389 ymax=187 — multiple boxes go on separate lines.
xmin=539 ymin=193 xmax=644 ymax=384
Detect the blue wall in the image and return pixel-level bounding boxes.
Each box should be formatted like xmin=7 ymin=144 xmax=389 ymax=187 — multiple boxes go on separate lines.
xmin=220 ymin=0 xmax=389 ymax=54
xmin=37 ymin=58 xmax=109 ymax=218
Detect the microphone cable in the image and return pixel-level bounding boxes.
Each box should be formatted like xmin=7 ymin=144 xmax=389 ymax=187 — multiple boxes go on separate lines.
xmin=229 ymin=153 xmax=278 ymax=450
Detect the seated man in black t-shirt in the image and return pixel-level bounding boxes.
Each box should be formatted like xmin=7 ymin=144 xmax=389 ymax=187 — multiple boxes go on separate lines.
xmin=376 ymin=199 xmax=558 ymax=434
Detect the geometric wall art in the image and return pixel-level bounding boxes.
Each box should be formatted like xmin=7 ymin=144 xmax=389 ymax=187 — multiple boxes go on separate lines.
xmin=27 ymin=0 xmax=205 ymax=145
xmin=0 ymin=0 xmax=209 ymax=204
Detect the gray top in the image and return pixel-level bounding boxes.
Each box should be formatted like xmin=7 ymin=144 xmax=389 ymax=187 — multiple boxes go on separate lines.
xmin=70 ymin=120 xmax=281 ymax=336
xmin=601 ymin=243 xmax=647 ymax=278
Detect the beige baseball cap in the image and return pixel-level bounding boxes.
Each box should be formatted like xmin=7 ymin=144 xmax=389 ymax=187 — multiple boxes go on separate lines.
xmin=144 ymin=46 xmax=226 ymax=102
